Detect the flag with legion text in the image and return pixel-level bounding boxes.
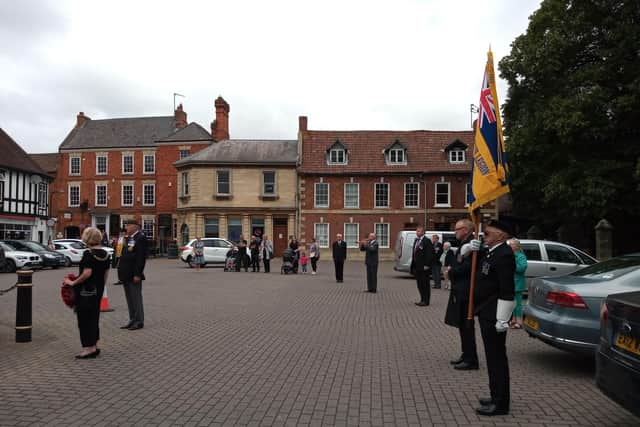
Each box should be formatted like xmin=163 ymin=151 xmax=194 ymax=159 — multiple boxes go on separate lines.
xmin=468 ymin=50 xmax=510 ymax=213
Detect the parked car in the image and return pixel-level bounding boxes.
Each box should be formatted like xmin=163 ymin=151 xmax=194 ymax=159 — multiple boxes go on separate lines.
xmin=393 ymin=230 xmax=457 ymax=274
xmin=53 ymin=239 xmax=114 ymax=259
xmin=0 ymin=242 xmax=42 ymax=272
xmin=53 ymin=241 xmax=87 ymax=266
xmin=523 ymin=253 xmax=640 ymax=355
xmin=596 ymin=290 xmax=640 ymax=418
xmin=180 ymin=238 xmax=233 ymax=267
xmin=1 ymin=240 xmax=65 ymax=269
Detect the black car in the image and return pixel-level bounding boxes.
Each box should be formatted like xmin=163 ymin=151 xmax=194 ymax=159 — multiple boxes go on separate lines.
xmin=1 ymin=240 xmax=66 ymax=269
xmin=596 ymin=290 xmax=640 ymax=418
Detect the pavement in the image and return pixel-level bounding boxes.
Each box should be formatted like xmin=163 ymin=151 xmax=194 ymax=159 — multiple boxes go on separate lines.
xmin=0 ymin=259 xmax=638 ymax=426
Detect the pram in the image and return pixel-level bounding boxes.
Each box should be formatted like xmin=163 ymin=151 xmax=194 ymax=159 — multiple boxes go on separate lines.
xmin=281 ymin=248 xmax=296 ymax=274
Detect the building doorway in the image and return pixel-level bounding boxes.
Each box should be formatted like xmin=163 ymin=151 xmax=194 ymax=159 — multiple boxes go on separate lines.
xmin=272 ymin=218 xmax=288 ymax=257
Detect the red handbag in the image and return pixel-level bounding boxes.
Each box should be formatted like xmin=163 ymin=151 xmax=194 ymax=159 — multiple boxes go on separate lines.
xmin=61 ymin=274 xmax=77 ymax=309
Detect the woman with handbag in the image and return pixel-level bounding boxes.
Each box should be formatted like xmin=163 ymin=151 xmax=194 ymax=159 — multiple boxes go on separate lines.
xmin=63 ymin=227 xmax=111 ymax=359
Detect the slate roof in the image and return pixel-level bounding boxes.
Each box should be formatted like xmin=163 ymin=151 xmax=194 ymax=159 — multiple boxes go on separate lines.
xmin=298 ymin=130 xmax=474 ymax=174
xmin=59 ymin=116 xmax=178 ymax=150
xmin=0 ymin=128 xmax=49 ymax=176
xmin=29 ymin=153 xmax=60 ymax=175
xmin=157 ymin=122 xmax=213 ymax=142
xmin=174 ymin=139 xmax=298 ymax=167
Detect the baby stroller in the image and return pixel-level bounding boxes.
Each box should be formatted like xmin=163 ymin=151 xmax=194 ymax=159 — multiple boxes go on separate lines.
xmin=281 ymin=248 xmax=295 ymax=274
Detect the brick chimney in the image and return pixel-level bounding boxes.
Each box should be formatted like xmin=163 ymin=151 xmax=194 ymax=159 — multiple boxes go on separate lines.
xmin=298 ymin=116 xmax=308 ymax=132
xmin=76 ymin=112 xmax=91 ymax=128
xmin=174 ymin=103 xmax=187 ymax=129
xmin=211 ymin=96 xmax=230 ymax=142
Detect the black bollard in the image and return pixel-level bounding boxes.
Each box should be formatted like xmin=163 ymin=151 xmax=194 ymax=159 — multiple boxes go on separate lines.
xmin=15 ymin=270 xmax=33 ymax=343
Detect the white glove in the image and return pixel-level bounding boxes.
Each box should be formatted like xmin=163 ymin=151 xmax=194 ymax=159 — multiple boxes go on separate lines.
xmin=495 ymin=299 xmax=516 ymax=333
xmin=460 ymin=239 xmax=481 ymax=257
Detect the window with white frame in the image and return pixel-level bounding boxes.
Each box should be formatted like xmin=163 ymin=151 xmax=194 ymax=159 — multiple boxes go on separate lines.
xmin=314 ymin=223 xmax=329 ymax=248
xmin=263 ymin=171 xmax=276 ymax=195
xmin=96 ymin=155 xmax=107 ymax=175
xmin=375 ymin=223 xmax=390 ymax=248
xmin=143 ymin=184 xmax=155 ymax=206
xmin=122 ymin=154 xmax=134 ymax=174
xmin=329 ymin=148 xmax=346 ymax=164
xmin=179 ymin=149 xmax=190 ymax=159
xmin=315 ymin=182 xmax=329 ymax=208
xmin=344 ymin=183 xmax=359 ymax=208
xmin=435 ymin=182 xmax=451 ymax=206
xmin=388 ymin=148 xmax=405 ymax=164
xmin=142 ymin=218 xmax=155 ymax=239
xmin=181 ymin=172 xmax=189 ymax=196
xmin=375 ymin=183 xmax=389 ymax=208
xmin=143 ymin=154 xmax=155 ymax=173
xmin=217 ymin=170 xmax=230 ymax=195
xmin=69 ymin=156 xmax=80 ymax=175
xmin=449 ymin=149 xmax=465 ymax=163
xmin=68 ymin=185 xmax=80 ymax=207
xmin=344 ymin=223 xmax=359 ymax=248
xmin=404 ymin=182 xmax=419 ymax=208
xmin=122 ymin=184 xmax=134 ymax=206
xmin=95 ymin=184 xmax=107 ymax=206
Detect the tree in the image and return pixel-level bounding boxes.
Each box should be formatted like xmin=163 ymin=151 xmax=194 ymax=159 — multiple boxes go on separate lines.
xmin=499 ymin=0 xmax=640 ymax=236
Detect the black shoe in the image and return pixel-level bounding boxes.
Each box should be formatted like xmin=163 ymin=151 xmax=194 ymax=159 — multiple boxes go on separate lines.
xmin=75 ymin=350 xmax=99 ymax=359
xmin=450 ymin=356 xmax=464 ymax=365
xmin=475 ymin=404 xmax=508 ymax=416
xmin=414 ymin=302 xmax=428 ymax=306
xmin=112 ymin=281 xmax=122 ymax=286
xmin=120 ymin=323 xmax=133 ymax=329
xmin=478 ymin=397 xmax=493 ymax=406
xmin=128 ymin=324 xmax=143 ymax=330
xmin=370 ymin=290 xmax=377 ymax=293
xmin=453 ymin=361 xmax=479 ymax=370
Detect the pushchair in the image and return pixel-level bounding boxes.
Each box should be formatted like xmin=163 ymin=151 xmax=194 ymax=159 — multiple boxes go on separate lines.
xmin=281 ymin=248 xmax=296 ymax=274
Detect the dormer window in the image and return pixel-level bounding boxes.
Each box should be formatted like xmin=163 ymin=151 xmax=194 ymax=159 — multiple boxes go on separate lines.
xmin=449 ymin=149 xmax=465 ymax=163
xmin=326 ymin=140 xmax=348 ymax=165
xmin=384 ymin=140 xmax=407 ymax=165
xmin=444 ymin=140 xmax=468 ymax=164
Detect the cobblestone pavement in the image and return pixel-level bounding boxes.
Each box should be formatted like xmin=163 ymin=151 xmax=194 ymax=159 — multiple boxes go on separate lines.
xmin=1 ymin=259 xmax=638 ymax=426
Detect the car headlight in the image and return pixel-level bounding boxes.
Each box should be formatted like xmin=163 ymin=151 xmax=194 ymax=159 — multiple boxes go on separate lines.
xmin=16 ymin=256 xmax=28 ymax=260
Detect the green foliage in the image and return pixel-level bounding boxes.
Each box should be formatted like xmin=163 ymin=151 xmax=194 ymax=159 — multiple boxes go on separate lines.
xmin=499 ymin=0 xmax=640 ymax=228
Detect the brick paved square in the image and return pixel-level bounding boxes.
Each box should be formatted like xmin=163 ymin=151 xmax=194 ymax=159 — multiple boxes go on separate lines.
xmin=1 ymin=259 xmax=638 ymax=426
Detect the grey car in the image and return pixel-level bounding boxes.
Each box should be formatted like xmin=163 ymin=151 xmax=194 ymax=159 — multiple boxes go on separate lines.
xmin=523 ymin=253 xmax=640 ymax=355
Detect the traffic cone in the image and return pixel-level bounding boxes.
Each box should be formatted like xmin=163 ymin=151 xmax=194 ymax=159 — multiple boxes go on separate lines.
xmin=100 ymin=285 xmax=114 ymax=312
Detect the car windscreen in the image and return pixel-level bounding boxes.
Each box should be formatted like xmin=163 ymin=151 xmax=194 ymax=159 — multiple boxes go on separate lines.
xmin=22 ymin=241 xmax=48 ymax=252
xmin=0 ymin=242 xmax=16 ymax=251
xmin=570 ymin=256 xmax=640 ymax=280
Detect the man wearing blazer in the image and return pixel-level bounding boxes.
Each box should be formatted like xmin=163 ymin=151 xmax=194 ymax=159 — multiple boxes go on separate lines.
xmin=359 ymin=233 xmax=379 ymax=293
xmin=117 ymin=219 xmax=147 ymax=330
xmin=410 ymin=226 xmax=434 ymax=306
xmin=332 ymin=233 xmax=348 ymax=283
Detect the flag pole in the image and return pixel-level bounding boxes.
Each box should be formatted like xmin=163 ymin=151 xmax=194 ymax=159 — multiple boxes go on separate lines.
xmin=467 ymin=208 xmax=480 ymax=321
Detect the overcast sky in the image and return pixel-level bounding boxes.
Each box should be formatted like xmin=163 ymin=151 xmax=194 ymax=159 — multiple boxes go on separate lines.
xmin=1 ymin=0 xmax=542 ymax=153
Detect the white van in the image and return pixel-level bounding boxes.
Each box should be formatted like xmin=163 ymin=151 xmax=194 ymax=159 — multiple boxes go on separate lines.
xmin=393 ymin=230 xmax=457 ymax=274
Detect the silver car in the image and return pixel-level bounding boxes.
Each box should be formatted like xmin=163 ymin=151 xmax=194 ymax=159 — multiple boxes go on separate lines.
xmin=523 ymin=253 xmax=640 ymax=355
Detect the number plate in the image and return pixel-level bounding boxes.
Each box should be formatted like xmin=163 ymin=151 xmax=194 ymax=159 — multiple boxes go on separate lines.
xmin=615 ymin=333 xmax=640 ymax=356
xmin=523 ymin=315 xmax=539 ymax=331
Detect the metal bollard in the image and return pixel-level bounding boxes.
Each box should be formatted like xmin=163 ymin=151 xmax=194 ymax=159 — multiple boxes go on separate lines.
xmin=15 ymin=270 xmax=33 ymax=343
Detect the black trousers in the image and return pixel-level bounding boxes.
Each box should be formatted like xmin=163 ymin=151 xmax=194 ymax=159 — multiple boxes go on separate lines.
xmin=76 ymin=298 xmax=99 ymax=347
xmin=251 ymin=254 xmax=260 ymax=272
xmin=263 ymin=259 xmax=270 ymax=273
xmin=366 ymin=263 xmax=378 ymax=291
xmin=479 ymin=317 xmax=510 ymax=409
xmin=458 ymin=299 xmax=478 ymax=363
xmin=415 ymin=269 xmax=430 ymax=304
xmin=334 ymin=259 xmax=344 ymax=281
xmin=310 ymin=257 xmax=318 ymax=273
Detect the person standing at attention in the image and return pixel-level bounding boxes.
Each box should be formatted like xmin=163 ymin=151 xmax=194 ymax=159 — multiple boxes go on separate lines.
xmin=431 ymin=234 xmax=443 ymax=289
xmin=411 ymin=226 xmax=434 ymax=306
xmin=249 ymin=235 xmax=260 ymax=272
xmin=360 ymin=233 xmax=379 ymax=293
xmin=332 ymin=234 xmax=347 ymax=283
xmin=117 ymin=219 xmax=147 ymax=331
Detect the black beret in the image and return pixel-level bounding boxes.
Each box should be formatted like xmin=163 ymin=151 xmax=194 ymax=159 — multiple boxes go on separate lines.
xmin=486 ymin=219 xmax=513 ymax=236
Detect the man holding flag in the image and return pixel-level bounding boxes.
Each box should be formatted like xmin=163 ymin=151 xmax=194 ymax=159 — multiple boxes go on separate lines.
xmin=466 ymin=50 xmax=515 ymax=416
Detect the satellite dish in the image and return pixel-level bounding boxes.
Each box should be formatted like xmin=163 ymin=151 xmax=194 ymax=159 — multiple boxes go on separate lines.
xmin=30 ymin=175 xmax=43 ymax=185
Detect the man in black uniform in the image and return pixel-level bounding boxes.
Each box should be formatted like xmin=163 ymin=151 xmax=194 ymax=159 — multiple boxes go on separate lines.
xmin=117 ymin=219 xmax=148 ymax=330
xmin=360 ymin=233 xmax=379 ymax=293
xmin=410 ymin=226 xmax=433 ymax=306
xmin=332 ymin=233 xmax=347 ymax=283
xmin=469 ymin=219 xmax=515 ymax=416
xmin=431 ymin=234 xmax=443 ymax=289
xmin=444 ymin=218 xmax=479 ymax=370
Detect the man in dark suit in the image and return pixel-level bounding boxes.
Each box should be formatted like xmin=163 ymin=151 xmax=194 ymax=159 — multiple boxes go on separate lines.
xmin=469 ymin=219 xmax=516 ymax=416
xmin=332 ymin=233 xmax=347 ymax=283
xmin=359 ymin=233 xmax=379 ymax=293
xmin=431 ymin=234 xmax=443 ymax=288
xmin=444 ymin=218 xmax=479 ymax=370
xmin=117 ymin=219 xmax=147 ymax=330
xmin=410 ymin=226 xmax=433 ymax=306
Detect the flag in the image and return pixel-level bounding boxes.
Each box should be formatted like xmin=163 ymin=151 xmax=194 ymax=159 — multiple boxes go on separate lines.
xmin=468 ymin=50 xmax=510 ymax=214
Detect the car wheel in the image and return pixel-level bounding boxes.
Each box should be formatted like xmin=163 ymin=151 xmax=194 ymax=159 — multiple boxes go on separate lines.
xmin=4 ymin=259 xmax=16 ymax=273
xmin=186 ymin=256 xmax=194 ymax=268
xmin=64 ymin=257 xmax=72 ymax=267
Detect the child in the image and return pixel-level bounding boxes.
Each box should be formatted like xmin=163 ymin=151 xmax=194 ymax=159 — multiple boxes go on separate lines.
xmin=299 ymin=251 xmax=309 ymax=274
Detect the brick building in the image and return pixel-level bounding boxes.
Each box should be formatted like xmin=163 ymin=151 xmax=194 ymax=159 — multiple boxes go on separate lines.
xmin=297 ymin=116 xmax=494 ymax=259
xmin=53 ymin=104 xmax=213 ymax=252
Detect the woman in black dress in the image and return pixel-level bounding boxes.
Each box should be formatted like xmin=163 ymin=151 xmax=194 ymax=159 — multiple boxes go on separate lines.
xmin=63 ymin=227 xmax=111 ymax=359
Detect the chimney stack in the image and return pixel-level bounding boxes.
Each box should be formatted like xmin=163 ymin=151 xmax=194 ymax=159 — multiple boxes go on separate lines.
xmin=174 ymin=103 xmax=188 ymax=129
xmin=298 ymin=116 xmax=308 ymax=132
xmin=212 ymin=96 xmax=230 ymax=141
xmin=76 ymin=112 xmax=91 ymax=128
